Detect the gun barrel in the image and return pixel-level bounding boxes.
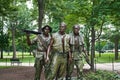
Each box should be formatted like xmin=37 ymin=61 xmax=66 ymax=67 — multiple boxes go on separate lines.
xmin=23 ymin=30 xmax=41 ymax=34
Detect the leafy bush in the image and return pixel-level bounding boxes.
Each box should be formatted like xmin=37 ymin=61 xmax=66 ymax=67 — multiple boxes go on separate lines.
xmin=84 ymin=70 xmax=120 ymax=80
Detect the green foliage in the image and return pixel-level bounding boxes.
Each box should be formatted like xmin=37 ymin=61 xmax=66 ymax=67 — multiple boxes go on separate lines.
xmin=0 ymin=0 xmax=14 ymax=16
xmin=103 ymin=42 xmax=114 ymax=50
xmin=109 ymin=30 xmax=120 ymax=43
xmin=0 ymin=34 xmax=9 ymax=49
xmin=49 ymin=21 xmax=59 ymax=33
xmin=0 ymin=0 xmax=120 ymax=62
xmin=95 ymin=41 xmax=106 ymax=51
xmin=85 ymin=70 xmax=118 ymax=80
xmin=5 ymin=1 xmax=38 ymax=52
xmin=114 ymin=74 xmax=120 ymax=79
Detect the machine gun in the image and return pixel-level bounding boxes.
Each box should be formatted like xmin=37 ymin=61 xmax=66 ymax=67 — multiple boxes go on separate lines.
xmin=23 ymin=29 xmax=41 ymax=34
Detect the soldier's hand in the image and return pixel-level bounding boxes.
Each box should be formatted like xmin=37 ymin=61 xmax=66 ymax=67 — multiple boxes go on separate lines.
xmin=86 ymin=57 xmax=91 ymax=66
xmin=25 ymin=32 xmax=30 ymax=36
xmin=45 ymin=56 xmax=49 ymax=63
xmin=69 ymin=57 xmax=72 ymax=64
xmin=32 ymin=50 xmax=36 ymax=57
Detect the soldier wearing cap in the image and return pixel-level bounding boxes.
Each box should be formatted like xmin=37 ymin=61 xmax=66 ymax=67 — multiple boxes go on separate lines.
xmin=68 ymin=24 xmax=88 ymax=80
xmin=46 ymin=22 xmax=70 ymax=80
xmin=26 ymin=25 xmax=52 ymax=80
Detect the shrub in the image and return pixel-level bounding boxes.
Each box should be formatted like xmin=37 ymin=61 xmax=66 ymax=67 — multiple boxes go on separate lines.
xmin=84 ymin=70 xmax=119 ymax=80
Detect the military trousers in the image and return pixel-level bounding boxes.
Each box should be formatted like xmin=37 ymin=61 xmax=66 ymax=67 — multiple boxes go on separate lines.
xmin=68 ymin=52 xmax=84 ymax=79
xmin=34 ymin=57 xmax=44 ymax=80
xmin=46 ymin=52 xmax=67 ymax=80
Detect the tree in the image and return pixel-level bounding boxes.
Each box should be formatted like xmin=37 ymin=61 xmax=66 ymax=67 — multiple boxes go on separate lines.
xmin=0 ymin=20 xmax=9 ymax=58
xmin=109 ymin=28 xmax=120 ymax=60
xmin=0 ymin=0 xmax=14 ymax=59
xmin=102 ymin=0 xmax=120 ymax=60
xmin=109 ymin=0 xmax=120 ymax=60
xmin=7 ymin=0 xmax=31 ymax=59
xmin=37 ymin=0 xmax=45 ymax=31
xmin=32 ymin=0 xmax=45 ymax=31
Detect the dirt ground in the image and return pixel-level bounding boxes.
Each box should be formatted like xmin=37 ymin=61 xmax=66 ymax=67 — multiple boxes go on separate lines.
xmin=1 ymin=66 xmax=118 ymax=80
xmin=0 ymin=67 xmax=35 ymax=80
xmin=0 ymin=66 xmax=90 ymax=80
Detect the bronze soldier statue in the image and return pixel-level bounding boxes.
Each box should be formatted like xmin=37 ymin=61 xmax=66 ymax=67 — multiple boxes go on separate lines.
xmin=68 ymin=24 xmax=90 ymax=80
xmin=46 ymin=22 xmax=70 ymax=80
xmin=26 ymin=25 xmax=52 ymax=80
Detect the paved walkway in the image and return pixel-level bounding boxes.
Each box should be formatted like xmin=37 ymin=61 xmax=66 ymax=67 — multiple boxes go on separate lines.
xmin=84 ymin=63 xmax=120 ymax=72
xmin=0 ymin=62 xmax=34 ymax=66
xmin=0 ymin=62 xmax=120 ymax=72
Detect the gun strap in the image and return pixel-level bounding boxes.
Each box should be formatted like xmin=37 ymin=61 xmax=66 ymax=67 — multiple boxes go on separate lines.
xmin=38 ymin=35 xmax=47 ymax=51
xmin=62 ymin=35 xmax=65 ymax=53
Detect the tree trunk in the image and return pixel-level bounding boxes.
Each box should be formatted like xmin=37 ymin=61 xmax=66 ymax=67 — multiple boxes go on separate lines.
xmin=37 ymin=0 xmax=45 ymax=31
xmin=11 ymin=25 xmax=16 ymax=59
xmin=7 ymin=48 xmax=10 ymax=56
xmin=21 ymin=36 xmax=24 ymax=58
xmin=0 ymin=48 xmax=3 ymax=59
xmin=22 ymin=50 xmax=24 ymax=59
xmin=0 ymin=17 xmax=4 ymax=59
xmin=115 ymin=41 xmax=118 ymax=60
xmin=91 ymin=26 xmax=95 ymax=70
xmin=98 ymin=38 xmax=101 ymax=57
xmin=29 ymin=47 xmax=32 ymax=55
xmin=0 ymin=49 xmax=1 ymax=58
xmin=86 ymin=37 xmax=90 ymax=55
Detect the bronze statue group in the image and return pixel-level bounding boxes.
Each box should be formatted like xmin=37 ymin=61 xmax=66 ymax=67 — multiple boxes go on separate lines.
xmin=26 ymin=22 xmax=90 ymax=80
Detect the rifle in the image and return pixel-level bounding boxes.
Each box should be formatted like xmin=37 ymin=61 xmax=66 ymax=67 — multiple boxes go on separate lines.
xmin=82 ymin=50 xmax=91 ymax=66
xmin=23 ymin=29 xmax=48 ymax=51
xmin=23 ymin=29 xmax=41 ymax=34
xmin=80 ymin=42 xmax=91 ymax=66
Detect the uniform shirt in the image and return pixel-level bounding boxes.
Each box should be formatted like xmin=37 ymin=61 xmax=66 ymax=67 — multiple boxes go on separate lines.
xmin=69 ymin=33 xmax=84 ymax=46
xmin=52 ymin=32 xmax=70 ymax=53
xmin=69 ymin=33 xmax=84 ymax=59
xmin=32 ymin=33 xmax=51 ymax=58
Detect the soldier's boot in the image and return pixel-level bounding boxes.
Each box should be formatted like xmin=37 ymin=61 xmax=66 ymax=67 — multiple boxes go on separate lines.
xmin=34 ymin=77 xmax=40 ymax=80
xmin=67 ymin=76 xmax=71 ymax=80
xmin=77 ymin=77 xmax=84 ymax=80
xmin=77 ymin=72 xmax=84 ymax=80
xmin=34 ymin=73 xmax=40 ymax=80
xmin=58 ymin=77 xmax=64 ymax=80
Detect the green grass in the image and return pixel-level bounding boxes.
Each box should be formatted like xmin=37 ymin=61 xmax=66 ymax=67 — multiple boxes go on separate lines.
xmin=0 ymin=66 xmax=14 ymax=69
xmin=0 ymin=51 xmax=35 ymax=63
xmin=1 ymin=51 xmax=120 ymax=63
xmin=95 ymin=52 xmax=120 ymax=63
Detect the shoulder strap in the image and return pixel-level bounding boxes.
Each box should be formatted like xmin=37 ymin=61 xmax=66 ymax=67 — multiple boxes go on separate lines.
xmin=38 ymin=35 xmax=47 ymax=50
xmin=62 ymin=35 xmax=66 ymax=53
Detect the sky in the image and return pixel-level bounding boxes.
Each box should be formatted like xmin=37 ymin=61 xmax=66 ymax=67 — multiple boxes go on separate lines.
xmin=26 ymin=0 xmax=33 ymax=9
